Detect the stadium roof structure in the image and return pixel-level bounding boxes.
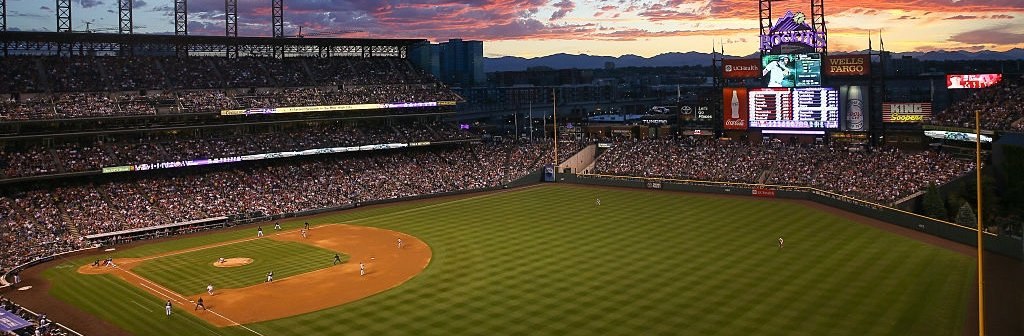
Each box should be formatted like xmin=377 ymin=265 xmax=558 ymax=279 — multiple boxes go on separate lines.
xmin=0 ymin=31 xmax=427 ymax=57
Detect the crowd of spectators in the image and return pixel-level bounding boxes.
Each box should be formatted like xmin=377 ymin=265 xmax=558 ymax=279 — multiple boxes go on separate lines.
xmin=933 ymin=75 xmax=1024 ymax=131
xmin=0 ymin=140 xmax=551 ymax=272
xmin=0 ymin=121 xmax=476 ymax=179
xmin=595 ymin=137 xmax=973 ymax=203
xmin=0 ymin=55 xmax=460 ymax=120
xmin=0 ymin=297 xmax=74 ymax=336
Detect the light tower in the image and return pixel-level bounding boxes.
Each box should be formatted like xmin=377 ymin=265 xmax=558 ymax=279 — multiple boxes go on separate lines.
xmin=118 ymin=0 xmax=132 ymax=34
xmin=272 ymin=0 xmax=284 ymax=58
xmin=56 ymin=0 xmax=72 ymax=32
xmin=225 ymin=0 xmax=238 ymax=57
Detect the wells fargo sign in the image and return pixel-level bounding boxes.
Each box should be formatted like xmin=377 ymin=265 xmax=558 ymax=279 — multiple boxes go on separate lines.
xmin=824 ymin=55 xmax=870 ymax=76
xmin=882 ymin=103 xmax=932 ymax=123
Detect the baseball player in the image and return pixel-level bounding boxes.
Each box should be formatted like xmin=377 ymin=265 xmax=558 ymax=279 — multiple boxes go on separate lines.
xmin=301 ymin=228 xmax=308 ymax=238
xmin=304 ymin=222 xmax=310 ymax=230
xmin=778 ymin=236 xmax=784 ymax=249
xmin=165 ymin=300 xmax=172 ymax=316
xmin=333 ymin=253 xmax=342 ymax=265
xmin=194 ymin=297 xmax=205 ymax=311
xmin=274 ymin=222 xmax=282 ymax=230
xmin=595 ymin=198 xmax=601 ymax=206
xmin=218 ymin=257 xmax=226 ymax=264
xmin=257 ymin=226 xmax=264 ymax=237
xmin=397 ymin=237 xmax=403 ymax=249
xmin=359 ymin=262 xmax=366 ymax=276
xmin=266 ymin=271 xmax=274 ymax=282
xmin=207 ymin=284 xmax=214 ymax=296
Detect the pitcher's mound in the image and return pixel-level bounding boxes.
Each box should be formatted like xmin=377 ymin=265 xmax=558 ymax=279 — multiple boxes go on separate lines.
xmin=213 ymin=258 xmax=253 ymax=268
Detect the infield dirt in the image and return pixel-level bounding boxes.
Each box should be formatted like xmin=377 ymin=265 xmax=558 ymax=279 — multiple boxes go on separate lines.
xmin=76 ymin=224 xmax=431 ymax=327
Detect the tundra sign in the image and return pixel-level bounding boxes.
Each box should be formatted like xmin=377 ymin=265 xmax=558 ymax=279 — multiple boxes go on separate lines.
xmin=824 ymin=55 xmax=870 ymax=76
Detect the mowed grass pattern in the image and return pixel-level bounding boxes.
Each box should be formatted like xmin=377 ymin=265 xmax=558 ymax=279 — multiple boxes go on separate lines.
xmin=131 ymin=238 xmax=346 ymax=296
xmin=43 ymin=185 xmax=975 ymax=336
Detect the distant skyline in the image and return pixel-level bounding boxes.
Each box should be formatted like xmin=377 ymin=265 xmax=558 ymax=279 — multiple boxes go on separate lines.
xmin=6 ymin=0 xmax=1024 ymax=58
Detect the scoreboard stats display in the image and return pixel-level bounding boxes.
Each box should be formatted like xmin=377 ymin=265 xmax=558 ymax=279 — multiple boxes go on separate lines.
xmin=748 ymin=87 xmax=839 ymax=129
xmin=761 ymin=53 xmax=822 ymax=88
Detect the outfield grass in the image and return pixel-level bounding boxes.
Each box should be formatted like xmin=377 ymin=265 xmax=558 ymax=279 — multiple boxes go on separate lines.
xmin=131 ymin=238 xmax=346 ymax=296
xmin=44 ymin=185 xmax=975 ymax=336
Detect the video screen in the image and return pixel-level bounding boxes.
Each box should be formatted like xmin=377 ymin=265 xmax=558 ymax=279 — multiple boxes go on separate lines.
xmin=761 ymin=53 xmax=822 ymax=88
xmin=748 ymin=87 xmax=838 ymax=129
xmin=946 ymin=74 xmax=1002 ymax=89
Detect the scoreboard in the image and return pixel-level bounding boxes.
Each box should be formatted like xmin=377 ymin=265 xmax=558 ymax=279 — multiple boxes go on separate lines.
xmin=748 ymin=88 xmax=839 ymax=129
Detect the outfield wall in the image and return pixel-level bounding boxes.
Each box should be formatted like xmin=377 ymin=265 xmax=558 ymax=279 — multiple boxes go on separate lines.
xmin=560 ymin=173 xmax=1023 ymax=260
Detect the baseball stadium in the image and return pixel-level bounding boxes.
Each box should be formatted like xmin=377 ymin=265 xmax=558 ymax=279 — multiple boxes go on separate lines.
xmin=1 ymin=1 xmax=1023 ymax=336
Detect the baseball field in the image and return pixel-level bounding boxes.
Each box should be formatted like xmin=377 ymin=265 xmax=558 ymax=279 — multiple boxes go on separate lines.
xmin=32 ymin=184 xmax=975 ymax=335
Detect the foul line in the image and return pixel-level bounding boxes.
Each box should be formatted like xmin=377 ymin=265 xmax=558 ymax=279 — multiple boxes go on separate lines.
xmin=129 ymin=300 xmax=153 ymax=312
xmin=118 ymin=268 xmax=264 ymax=336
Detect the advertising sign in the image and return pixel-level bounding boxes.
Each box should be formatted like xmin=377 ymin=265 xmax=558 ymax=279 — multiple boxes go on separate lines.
xmin=722 ymin=59 xmax=762 ymax=79
xmin=825 ymin=55 xmax=871 ymax=76
xmin=883 ymin=103 xmax=932 ymax=123
xmin=840 ymin=86 xmax=869 ymax=131
xmin=752 ymin=189 xmax=777 ymax=198
xmin=723 ymin=88 xmax=749 ymax=130
xmin=695 ymin=106 xmax=713 ymax=120
xmin=761 ymin=53 xmax=822 ymax=87
xmin=946 ymin=74 xmax=1002 ymax=89
xmin=0 ymin=309 xmax=32 ymax=332
xmin=924 ymin=130 xmax=992 ymax=143
xmin=760 ymin=11 xmax=827 ymax=54
xmin=679 ymin=105 xmax=694 ymax=121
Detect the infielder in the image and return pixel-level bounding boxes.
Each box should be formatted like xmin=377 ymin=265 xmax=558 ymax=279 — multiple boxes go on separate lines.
xmin=333 ymin=253 xmax=342 ymax=265
xmin=207 ymin=284 xmax=214 ymax=296
xmin=257 ymin=226 xmax=264 ymax=237
xmin=304 ymin=222 xmax=310 ymax=230
xmin=396 ymin=237 xmax=403 ymax=249
xmin=165 ymin=300 xmax=172 ymax=316
xmin=301 ymin=228 xmax=308 ymax=238
xmin=194 ymin=297 xmax=205 ymax=311
xmin=359 ymin=262 xmax=366 ymax=276
xmin=274 ymin=222 xmax=282 ymax=230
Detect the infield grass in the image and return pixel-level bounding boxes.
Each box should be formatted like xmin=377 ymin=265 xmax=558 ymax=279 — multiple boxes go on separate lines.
xmin=131 ymin=238 xmax=346 ymax=296
xmin=43 ymin=184 xmax=975 ymax=336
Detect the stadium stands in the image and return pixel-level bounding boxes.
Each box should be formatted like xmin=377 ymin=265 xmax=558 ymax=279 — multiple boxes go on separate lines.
xmin=594 ymin=137 xmax=974 ymax=204
xmin=933 ymin=75 xmax=1024 ymax=131
xmin=0 ymin=296 xmax=74 ymax=336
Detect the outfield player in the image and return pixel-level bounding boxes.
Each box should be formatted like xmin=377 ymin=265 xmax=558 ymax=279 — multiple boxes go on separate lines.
xmin=333 ymin=253 xmax=342 ymax=265
xmin=194 ymin=297 xmax=205 ymax=311
xmin=207 ymin=284 xmax=214 ymax=296
xmin=257 ymin=226 xmax=264 ymax=237
xmin=266 ymin=271 xmax=274 ymax=282
xmin=165 ymin=300 xmax=172 ymax=316
xmin=778 ymin=236 xmax=784 ymax=249
xmin=595 ymin=198 xmax=601 ymax=206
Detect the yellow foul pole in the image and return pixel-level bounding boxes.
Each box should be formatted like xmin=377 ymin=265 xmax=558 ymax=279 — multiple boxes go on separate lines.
xmin=975 ymin=109 xmax=985 ymax=336
xmin=552 ymin=88 xmax=558 ymax=166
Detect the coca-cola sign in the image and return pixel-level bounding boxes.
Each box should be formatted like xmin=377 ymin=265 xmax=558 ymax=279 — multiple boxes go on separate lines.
xmin=722 ymin=59 xmax=762 ymax=79
xmin=722 ymin=88 xmax=748 ymax=130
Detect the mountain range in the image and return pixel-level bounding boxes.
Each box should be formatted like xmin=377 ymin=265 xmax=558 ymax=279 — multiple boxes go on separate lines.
xmin=484 ymin=49 xmax=1024 ymax=73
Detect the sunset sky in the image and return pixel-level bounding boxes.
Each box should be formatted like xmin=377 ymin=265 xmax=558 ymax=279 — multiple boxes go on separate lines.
xmin=6 ymin=0 xmax=1024 ymax=58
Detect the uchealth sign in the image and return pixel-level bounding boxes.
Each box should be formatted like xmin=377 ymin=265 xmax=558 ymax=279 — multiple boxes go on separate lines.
xmin=722 ymin=59 xmax=762 ymax=79
xmin=752 ymin=188 xmax=776 ymax=198
xmin=824 ymin=55 xmax=870 ymax=76
xmin=722 ymin=87 xmax=748 ymax=130
xmin=883 ymin=103 xmax=932 ymax=123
